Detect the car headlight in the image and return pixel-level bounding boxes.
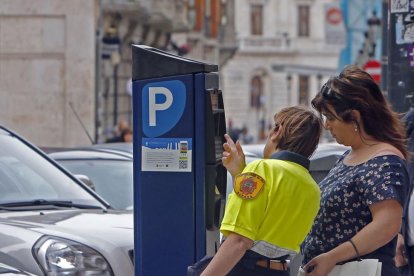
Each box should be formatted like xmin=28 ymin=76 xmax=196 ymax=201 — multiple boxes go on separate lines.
xmin=33 ymin=236 xmax=114 ymax=275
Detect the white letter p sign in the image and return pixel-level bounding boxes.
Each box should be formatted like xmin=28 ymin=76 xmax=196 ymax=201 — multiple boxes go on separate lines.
xmin=149 ymin=87 xmax=173 ymax=126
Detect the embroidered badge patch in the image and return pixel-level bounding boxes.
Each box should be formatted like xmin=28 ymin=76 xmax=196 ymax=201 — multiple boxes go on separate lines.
xmin=234 ymin=172 xmax=265 ymax=199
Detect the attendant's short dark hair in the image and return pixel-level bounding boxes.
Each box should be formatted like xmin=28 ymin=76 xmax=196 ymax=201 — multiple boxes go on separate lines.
xmin=275 ymin=106 xmax=322 ymax=158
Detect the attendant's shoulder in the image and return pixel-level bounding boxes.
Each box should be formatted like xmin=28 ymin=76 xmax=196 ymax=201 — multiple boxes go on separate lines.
xmin=244 ymin=159 xmax=264 ymax=169
xmin=310 ymin=180 xmax=321 ymax=195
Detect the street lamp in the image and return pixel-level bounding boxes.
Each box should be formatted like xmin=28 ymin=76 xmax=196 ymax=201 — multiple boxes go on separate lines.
xmin=367 ymin=11 xmax=381 ymax=39
xmin=102 ymin=25 xmax=121 ymax=127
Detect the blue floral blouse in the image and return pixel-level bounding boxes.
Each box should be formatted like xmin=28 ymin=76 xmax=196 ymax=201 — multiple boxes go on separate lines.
xmin=302 ymin=152 xmax=409 ymax=264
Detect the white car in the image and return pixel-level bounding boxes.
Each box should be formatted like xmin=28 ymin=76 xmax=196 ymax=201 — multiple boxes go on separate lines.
xmin=0 ymin=126 xmax=134 ymax=276
xmin=0 ymin=263 xmax=35 ymax=275
xmin=241 ymin=143 xmax=349 ymax=183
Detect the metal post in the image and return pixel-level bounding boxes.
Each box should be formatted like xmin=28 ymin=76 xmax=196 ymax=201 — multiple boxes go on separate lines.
xmin=381 ymin=0 xmax=388 ymax=94
xmin=386 ymin=0 xmax=409 ymax=112
xmin=113 ymin=64 xmax=119 ymax=127
xmin=94 ymin=0 xmax=103 ymax=144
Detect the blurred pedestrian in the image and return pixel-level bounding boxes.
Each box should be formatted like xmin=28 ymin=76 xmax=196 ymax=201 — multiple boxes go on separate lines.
xmin=201 ymin=106 xmax=323 ymax=276
xmin=121 ymin=128 xmax=133 ymax=143
xmin=106 ymin=119 xmax=129 ymax=143
xmin=302 ymin=65 xmax=410 ymax=276
xmin=239 ymin=125 xmax=254 ymax=144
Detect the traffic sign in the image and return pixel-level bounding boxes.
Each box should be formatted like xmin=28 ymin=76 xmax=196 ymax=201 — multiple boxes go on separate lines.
xmin=363 ymin=59 xmax=381 ymax=83
xmin=326 ymin=7 xmax=342 ymax=25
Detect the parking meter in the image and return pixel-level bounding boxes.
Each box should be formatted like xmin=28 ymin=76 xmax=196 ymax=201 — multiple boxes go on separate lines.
xmin=132 ymin=45 xmax=227 ymax=276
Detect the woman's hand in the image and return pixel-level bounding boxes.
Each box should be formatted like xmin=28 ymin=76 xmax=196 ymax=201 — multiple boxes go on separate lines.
xmin=395 ymin=233 xmax=408 ymax=267
xmin=222 ymin=134 xmax=246 ymax=177
xmin=303 ymin=253 xmax=337 ymax=276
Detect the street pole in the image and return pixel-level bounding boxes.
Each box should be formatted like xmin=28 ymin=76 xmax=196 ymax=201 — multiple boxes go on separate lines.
xmin=381 ymin=0 xmax=388 ymax=95
xmin=94 ymin=0 xmax=103 ymax=144
xmin=113 ymin=63 xmax=119 ymax=126
xmin=387 ymin=0 xmax=401 ymax=112
xmin=386 ymin=0 xmax=413 ymax=112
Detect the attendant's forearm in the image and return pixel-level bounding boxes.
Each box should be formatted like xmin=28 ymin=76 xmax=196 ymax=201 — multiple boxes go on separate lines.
xmin=201 ymin=234 xmax=252 ymax=276
xmin=228 ymin=162 xmax=246 ymax=177
xmin=235 ymin=164 xmax=246 ymax=176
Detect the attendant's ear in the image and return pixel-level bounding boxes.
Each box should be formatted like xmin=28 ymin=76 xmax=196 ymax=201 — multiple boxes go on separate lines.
xmin=271 ymin=124 xmax=282 ymax=144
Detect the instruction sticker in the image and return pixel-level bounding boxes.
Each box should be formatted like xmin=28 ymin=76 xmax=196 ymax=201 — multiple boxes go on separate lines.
xmin=391 ymin=0 xmax=409 ymax=13
xmin=142 ymin=138 xmax=192 ymax=172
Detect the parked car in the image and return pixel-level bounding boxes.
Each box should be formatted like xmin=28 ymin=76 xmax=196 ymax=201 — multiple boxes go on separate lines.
xmin=49 ymin=147 xmax=133 ymax=210
xmin=242 ymin=143 xmax=349 ymax=183
xmin=0 ymin=263 xmax=35 ymax=275
xmin=0 ymin=126 xmax=134 ymax=275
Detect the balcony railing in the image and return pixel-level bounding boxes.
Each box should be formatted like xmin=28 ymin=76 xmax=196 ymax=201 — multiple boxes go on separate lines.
xmin=101 ymin=0 xmax=150 ymax=18
xmin=238 ymin=36 xmax=340 ymax=54
xmin=238 ymin=36 xmax=288 ymax=52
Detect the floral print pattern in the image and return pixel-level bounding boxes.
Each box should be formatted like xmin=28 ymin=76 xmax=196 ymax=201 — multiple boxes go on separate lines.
xmin=302 ymin=153 xmax=409 ymax=263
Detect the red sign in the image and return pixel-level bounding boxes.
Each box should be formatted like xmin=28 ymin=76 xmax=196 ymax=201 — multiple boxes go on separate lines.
xmin=326 ymin=7 xmax=342 ymax=25
xmin=363 ymin=60 xmax=381 ymax=83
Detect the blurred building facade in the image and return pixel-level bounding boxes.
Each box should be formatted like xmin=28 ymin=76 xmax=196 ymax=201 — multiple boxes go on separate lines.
xmin=221 ymin=0 xmax=344 ymax=143
xmin=99 ymin=0 xmax=237 ymax=143
xmin=97 ymin=0 xmax=189 ymax=143
xmin=0 ymin=0 xmax=235 ymax=146
xmin=0 ymin=0 xmax=97 ymax=146
xmin=0 ymin=0 xmax=344 ymax=146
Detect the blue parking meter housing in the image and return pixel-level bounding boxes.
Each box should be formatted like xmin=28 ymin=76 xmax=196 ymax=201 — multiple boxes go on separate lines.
xmin=132 ymin=45 xmax=227 ymax=276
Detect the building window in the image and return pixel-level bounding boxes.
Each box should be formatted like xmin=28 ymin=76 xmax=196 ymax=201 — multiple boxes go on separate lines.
xmin=250 ymin=4 xmax=263 ymax=35
xmin=187 ymin=0 xmax=196 ymax=30
xmin=298 ymin=5 xmax=310 ymax=37
xmin=209 ymin=0 xmax=221 ymax=38
xmin=194 ymin=0 xmax=205 ymax=31
xmin=298 ymin=75 xmax=309 ymax=105
xmin=250 ymin=76 xmax=264 ymax=109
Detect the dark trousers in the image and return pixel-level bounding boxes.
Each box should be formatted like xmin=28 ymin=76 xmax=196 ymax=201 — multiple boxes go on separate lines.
xmin=379 ymin=259 xmax=400 ymax=276
xmin=227 ymin=261 xmax=288 ymax=276
xmin=398 ymin=245 xmax=414 ymax=276
xmin=410 ymin=246 xmax=414 ymax=272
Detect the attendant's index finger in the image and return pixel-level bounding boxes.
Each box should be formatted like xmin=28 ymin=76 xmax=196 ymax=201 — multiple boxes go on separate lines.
xmin=224 ymin=133 xmax=236 ymax=147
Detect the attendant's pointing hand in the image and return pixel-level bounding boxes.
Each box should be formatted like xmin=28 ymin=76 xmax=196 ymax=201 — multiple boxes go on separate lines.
xmin=222 ymin=134 xmax=246 ymax=177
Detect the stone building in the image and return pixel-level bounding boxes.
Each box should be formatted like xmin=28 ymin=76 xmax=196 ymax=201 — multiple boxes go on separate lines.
xmin=101 ymin=0 xmax=237 ymax=143
xmin=97 ymin=0 xmax=189 ymax=143
xmin=0 ymin=0 xmax=97 ymax=146
xmin=0 ymin=0 xmax=341 ymax=146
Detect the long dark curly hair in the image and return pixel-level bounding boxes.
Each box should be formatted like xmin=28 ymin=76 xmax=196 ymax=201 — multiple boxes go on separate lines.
xmin=311 ymin=65 xmax=408 ymax=158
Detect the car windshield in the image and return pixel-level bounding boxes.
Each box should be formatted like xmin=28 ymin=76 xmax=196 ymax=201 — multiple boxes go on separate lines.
xmin=57 ymin=159 xmax=133 ymax=210
xmin=0 ymin=132 xmax=103 ymax=208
